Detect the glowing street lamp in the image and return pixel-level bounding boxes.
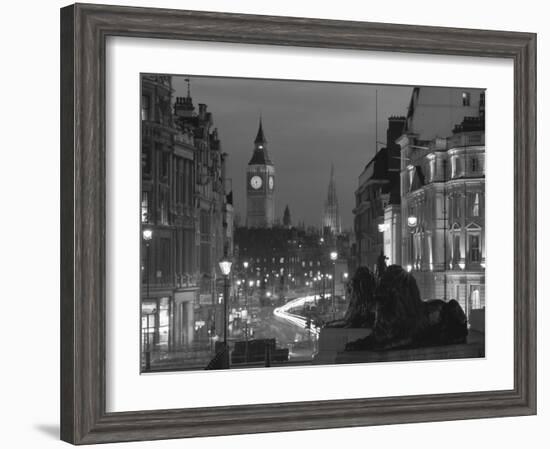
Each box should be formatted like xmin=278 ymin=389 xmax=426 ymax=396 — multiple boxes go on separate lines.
xmin=142 ymin=228 xmax=153 ymax=241
xmin=142 ymin=228 xmax=153 ymax=300
xmin=218 ymin=257 xmax=232 ymax=367
xmin=242 ymin=261 xmax=250 ymax=307
xmin=330 ymin=251 xmax=338 ymax=318
xmin=218 ymin=258 xmax=232 ymax=276
xmin=407 ymin=216 xmax=418 ymax=227
xmin=142 ymin=228 xmax=153 ymax=370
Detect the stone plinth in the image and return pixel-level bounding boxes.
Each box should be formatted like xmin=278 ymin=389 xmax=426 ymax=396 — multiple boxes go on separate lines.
xmin=334 ymin=340 xmax=484 ymax=364
xmin=469 ymin=308 xmax=485 ymax=333
xmin=313 ymin=328 xmax=372 ymax=364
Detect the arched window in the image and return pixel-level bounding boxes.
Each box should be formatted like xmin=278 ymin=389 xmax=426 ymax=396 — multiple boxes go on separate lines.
xmin=470 ymin=286 xmax=481 ymax=309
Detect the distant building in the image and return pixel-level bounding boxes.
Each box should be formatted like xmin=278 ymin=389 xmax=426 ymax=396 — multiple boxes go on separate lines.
xmin=283 ymin=205 xmax=292 ymax=228
xmin=321 ymin=164 xmax=342 ymax=236
xmin=234 ymin=226 xmax=351 ymax=302
xmin=246 ymin=119 xmax=275 ymax=228
xmin=354 ymin=117 xmax=405 ymax=271
xmin=398 ymin=87 xmax=485 ymax=318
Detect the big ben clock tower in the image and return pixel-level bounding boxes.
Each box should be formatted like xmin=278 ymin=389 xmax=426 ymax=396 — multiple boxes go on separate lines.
xmin=246 ymin=118 xmax=275 ymax=228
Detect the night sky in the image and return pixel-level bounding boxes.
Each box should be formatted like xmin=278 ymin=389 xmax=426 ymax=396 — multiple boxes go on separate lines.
xmin=172 ymin=76 xmax=412 ymax=230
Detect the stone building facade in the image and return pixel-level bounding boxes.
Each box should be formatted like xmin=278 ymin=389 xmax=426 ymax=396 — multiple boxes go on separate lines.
xmin=397 ymin=87 xmax=485 ymax=317
xmin=140 ymin=75 xmax=233 ymax=361
xmin=354 ymin=117 xmax=405 ymax=271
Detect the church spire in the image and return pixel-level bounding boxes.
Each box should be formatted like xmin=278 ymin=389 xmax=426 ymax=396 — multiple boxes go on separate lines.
xmin=322 ymin=163 xmax=341 ymax=234
xmin=254 ymin=117 xmax=267 ymax=145
xmin=283 ymin=205 xmax=291 ymax=228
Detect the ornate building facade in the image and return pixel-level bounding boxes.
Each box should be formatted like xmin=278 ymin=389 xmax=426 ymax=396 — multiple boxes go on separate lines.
xmin=140 ymin=75 xmax=233 ymax=366
xmin=397 ymin=87 xmax=485 ymax=318
xmin=246 ymin=119 xmax=275 ymax=228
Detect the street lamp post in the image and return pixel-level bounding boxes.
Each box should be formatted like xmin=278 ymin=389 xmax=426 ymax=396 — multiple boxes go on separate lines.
xmin=142 ymin=228 xmax=153 ymax=370
xmin=144 ymin=309 xmax=156 ymax=371
xmin=243 ymin=261 xmax=249 ymax=308
xmin=330 ymin=251 xmax=338 ymax=320
xmin=218 ymin=257 xmax=233 ymax=369
xmin=143 ymin=228 xmax=153 ymax=299
xmin=248 ymin=279 xmax=254 ymax=306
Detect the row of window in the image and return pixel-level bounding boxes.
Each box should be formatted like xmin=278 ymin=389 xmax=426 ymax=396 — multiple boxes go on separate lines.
xmin=408 ymin=232 xmax=482 ymax=266
xmin=141 ymin=188 xmax=170 ymax=225
xmin=449 ymin=192 xmax=482 ymax=218
xmin=405 ymin=155 xmax=483 ymax=193
xmin=141 ymin=93 xmax=171 ymax=125
xmin=461 ymin=91 xmax=485 ymax=107
xmin=406 ymin=191 xmax=482 ymax=227
xmin=243 ymin=257 xmax=324 ymax=267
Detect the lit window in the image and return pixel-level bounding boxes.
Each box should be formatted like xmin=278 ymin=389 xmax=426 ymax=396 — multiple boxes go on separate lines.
xmin=462 ymin=92 xmax=471 ymax=106
xmin=451 ymin=156 xmax=457 ymax=178
xmin=473 ymin=193 xmax=480 ymax=217
xmin=141 ymin=94 xmax=151 ymax=121
xmin=141 ymin=191 xmax=149 ymax=223
xmin=469 ymin=235 xmax=481 ymax=262
xmin=453 ymin=234 xmax=461 ymax=264
xmin=470 ymin=286 xmax=482 ymax=309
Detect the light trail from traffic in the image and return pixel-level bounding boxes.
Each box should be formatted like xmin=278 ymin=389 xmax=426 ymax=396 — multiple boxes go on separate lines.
xmin=273 ymin=294 xmax=329 ymax=336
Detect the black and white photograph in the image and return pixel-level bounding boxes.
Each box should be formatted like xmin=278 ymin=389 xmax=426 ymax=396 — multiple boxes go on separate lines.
xmin=140 ymin=74 xmax=486 ymax=372
xmin=3 ymin=0 xmax=544 ymax=447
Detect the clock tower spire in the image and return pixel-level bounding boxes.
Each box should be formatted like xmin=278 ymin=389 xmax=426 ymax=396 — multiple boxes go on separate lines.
xmin=246 ymin=118 xmax=275 ymax=228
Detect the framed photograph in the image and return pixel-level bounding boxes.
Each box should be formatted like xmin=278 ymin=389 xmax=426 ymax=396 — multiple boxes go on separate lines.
xmin=60 ymin=3 xmax=536 ymax=444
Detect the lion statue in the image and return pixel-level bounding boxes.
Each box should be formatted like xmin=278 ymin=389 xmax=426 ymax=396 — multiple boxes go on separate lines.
xmin=330 ymin=265 xmax=468 ymax=351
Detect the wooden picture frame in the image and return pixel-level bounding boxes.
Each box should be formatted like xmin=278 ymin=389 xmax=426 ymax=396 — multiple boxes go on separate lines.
xmin=60 ymin=3 xmax=536 ymax=444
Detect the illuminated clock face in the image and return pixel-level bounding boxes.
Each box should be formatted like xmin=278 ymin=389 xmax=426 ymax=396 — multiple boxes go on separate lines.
xmin=268 ymin=176 xmax=274 ymax=190
xmin=250 ymin=175 xmax=262 ymax=189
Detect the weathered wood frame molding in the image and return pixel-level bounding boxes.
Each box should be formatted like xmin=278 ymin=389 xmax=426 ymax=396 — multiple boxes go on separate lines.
xmin=60 ymin=3 xmax=536 ymax=444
